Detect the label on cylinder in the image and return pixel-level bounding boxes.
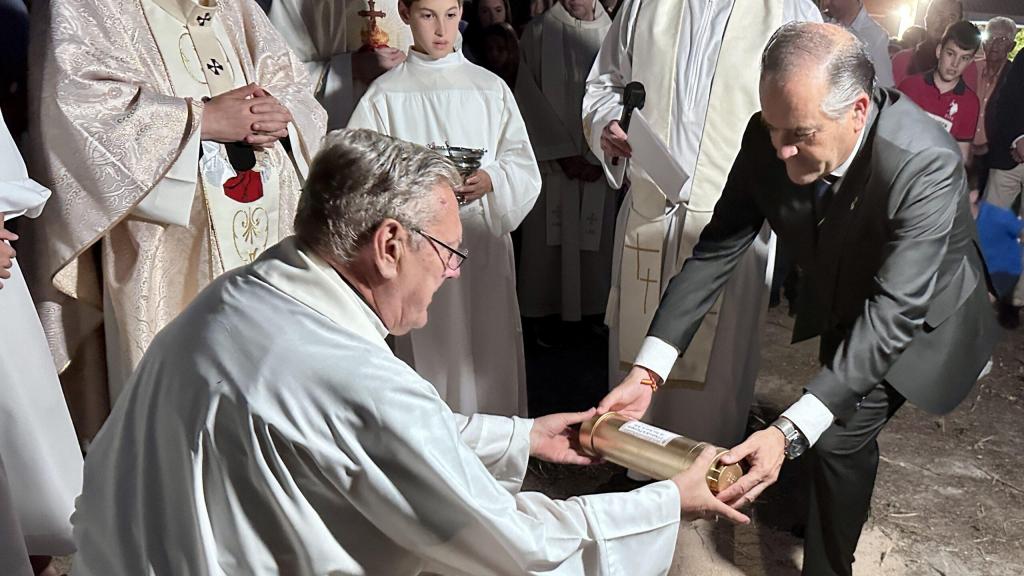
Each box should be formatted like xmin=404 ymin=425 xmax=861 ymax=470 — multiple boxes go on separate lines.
xmin=619 ymin=421 xmax=681 ymax=447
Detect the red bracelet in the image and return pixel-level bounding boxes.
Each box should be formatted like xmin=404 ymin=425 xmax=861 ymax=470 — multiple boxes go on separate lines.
xmin=639 ymin=367 xmax=661 ymax=393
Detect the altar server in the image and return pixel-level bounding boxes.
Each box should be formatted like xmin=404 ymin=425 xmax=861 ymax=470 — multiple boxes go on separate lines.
xmin=349 ymin=0 xmax=540 ymax=416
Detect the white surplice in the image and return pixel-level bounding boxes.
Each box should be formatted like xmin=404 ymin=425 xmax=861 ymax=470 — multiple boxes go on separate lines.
xmin=582 ymin=0 xmax=820 ymax=447
xmin=516 ymin=3 xmax=617 ymax=321
xmin=348 ymin=49 xmax=541 ymax=417
xmin=0 ymin=111 xmax=82 ymax=559
xmin=71 ymin=237 xmax=680 ymax=576
xmin=268 ymin=0 xmax=413 ymax=129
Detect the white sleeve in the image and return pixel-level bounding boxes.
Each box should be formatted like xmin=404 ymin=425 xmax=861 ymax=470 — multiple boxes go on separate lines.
xmin=0 ymin=111 xmax=50 ymax=220
xmin=582 ymin=0 xmax=640 ymax=189
xmin=478 ymin=86 xmax=542 ymax=237
xmin=780 ymin=393 xmax=835 ymax=447
xmin=132 ymin=128 xmax=200 ymax=227
xmin=333 ymin=378 xmax=680 ymax=575
xmin=451 ymin=413 xmax=533 ymax=493
xmin=634 ymin=336 xmax=680 ymax=382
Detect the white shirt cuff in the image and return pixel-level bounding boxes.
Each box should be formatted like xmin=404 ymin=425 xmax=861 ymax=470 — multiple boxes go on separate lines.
xmin=634 ymin=336 xmax=680 ymax=383
xmin=1012 ymin=135 xmax=1023 ymax=148
xmin=133 ymin=128 xmax=201 ymax=227
xmin=780 ymin=393 xmax=835 ymax=447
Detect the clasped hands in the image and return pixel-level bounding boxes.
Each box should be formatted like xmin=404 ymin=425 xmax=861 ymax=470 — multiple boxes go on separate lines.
xmin=200 ymin=83 xmax=293 ymax=149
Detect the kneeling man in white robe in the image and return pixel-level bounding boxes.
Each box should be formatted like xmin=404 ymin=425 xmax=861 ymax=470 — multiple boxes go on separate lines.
xmin=70 ymin=129 xmax=750 ymax=576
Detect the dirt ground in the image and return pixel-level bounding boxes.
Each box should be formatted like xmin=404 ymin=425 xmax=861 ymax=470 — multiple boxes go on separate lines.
xmin=523 ymin=307 xmax=1024 ymax=575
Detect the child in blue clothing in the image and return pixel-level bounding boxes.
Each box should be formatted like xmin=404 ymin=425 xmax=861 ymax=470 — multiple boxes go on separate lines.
xmin=971 ymin=188 xmax=1024 ymax=329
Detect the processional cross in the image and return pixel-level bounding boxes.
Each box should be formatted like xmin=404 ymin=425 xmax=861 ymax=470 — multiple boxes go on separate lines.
xmin=359 ymin=0 xmax=391 ymax=49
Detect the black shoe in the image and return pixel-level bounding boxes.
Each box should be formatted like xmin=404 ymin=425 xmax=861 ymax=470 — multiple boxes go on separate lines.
xmin=997 ymin=302 xmax=1021 ymax=330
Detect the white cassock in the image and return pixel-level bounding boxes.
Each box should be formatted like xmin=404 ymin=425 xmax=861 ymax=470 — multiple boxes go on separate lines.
xmin=71 ymin=238 xmax=680 ymax=576
xmin=582 ymin=0 xmax=821 ymax=447
xmin=516 ymin=2 xmax=617 ymax=321
xmin=0 ymin=111 xmax=82 ymax=563
xmin=268 ymin=0 xmax=414 ymax=129
xmin=348 ymin=50 xmax=541 ymax=417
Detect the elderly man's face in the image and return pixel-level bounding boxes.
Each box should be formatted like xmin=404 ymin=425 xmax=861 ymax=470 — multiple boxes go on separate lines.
xmin=391 ymin=184 xmax=463 ymax=335
xmin=760 ymin=72 xmax=867 ymax=186
xmin=983 ymin=28 xmax=1015 ymax=63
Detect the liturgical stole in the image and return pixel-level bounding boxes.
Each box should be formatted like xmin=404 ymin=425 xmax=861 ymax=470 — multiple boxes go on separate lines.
xmin=142 ymin=0 xmax=282 ymax=271
xmin=616 ymin=0 xmax=781 ymax=385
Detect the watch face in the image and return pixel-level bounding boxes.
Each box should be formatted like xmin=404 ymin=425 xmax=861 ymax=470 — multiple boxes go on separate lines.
xmin=787 ymin=435 xmax=809 ymax=458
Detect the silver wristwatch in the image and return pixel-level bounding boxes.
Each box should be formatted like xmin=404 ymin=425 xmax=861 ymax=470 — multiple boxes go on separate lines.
xmin=770 ymin=417 xmax=809 ymax=459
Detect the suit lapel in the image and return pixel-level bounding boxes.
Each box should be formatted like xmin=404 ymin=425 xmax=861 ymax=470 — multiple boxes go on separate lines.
xmin=793 ymin=92 xmax=886 ymax=342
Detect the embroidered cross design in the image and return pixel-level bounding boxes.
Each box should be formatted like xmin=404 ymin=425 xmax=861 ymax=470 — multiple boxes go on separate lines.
xmin=624 ymin=233 xmax=661 ymax=314
xmin=584 ymin=213 xmax=599 ymax=230
xmin=206 ymin=59 xmax=224 ymax=75
xmin=196 ymin=12 xmax=212 ymax=26
xmin=639 ymin=268 xmax=658 ymax=314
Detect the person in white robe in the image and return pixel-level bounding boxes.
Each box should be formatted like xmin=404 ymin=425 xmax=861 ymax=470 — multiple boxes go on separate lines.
xmin=268 ymin=0 xmax=412 ymax=129
xmin=23 ymin=0 xmax=326 ymax=443
xmin=0 ymin=110 xmax=82 ymax=575
xmin=348 ymin=0 xmax=541 ymax=417
xmin=585 ymin=0 xmax=822 ymax=449
xmin=516 ymin=0 xmax=616 ymax=322
xmin=70 ymin=130 xmax=750 ymax=575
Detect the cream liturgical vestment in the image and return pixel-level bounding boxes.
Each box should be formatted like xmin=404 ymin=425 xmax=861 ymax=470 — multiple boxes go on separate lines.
xmin=24 ymin=0 xmax=326 ymax=441
xmin=71 ymin=238 xmax=681 ymax=576
xmin=268 ymin=0 xmax=413 ymax=129
xmin=582 ymin=0 xmax=820 ymax=446
xmin=348 ymin=50 xmax=541 ymax=417
xmin=0 ymin=111 xmax=82 ymax=564
xmin=516 ymin=2 xmax=616 ymax=321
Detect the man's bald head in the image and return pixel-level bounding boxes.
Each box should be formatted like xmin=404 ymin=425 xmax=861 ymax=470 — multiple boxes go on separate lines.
xmin=758 ymin=23 xmax=874 ymax=185
xmin=760 ymin=22 xmax=875 ymax=119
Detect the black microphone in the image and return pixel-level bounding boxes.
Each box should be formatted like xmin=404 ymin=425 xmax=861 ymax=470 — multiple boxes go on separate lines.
xmin=612 ymin=81 xmax=646 ymax=166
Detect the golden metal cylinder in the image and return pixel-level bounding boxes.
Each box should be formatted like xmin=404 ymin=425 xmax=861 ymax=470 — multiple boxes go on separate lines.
xmin=578 ymin=412 xmax=742 ymax=494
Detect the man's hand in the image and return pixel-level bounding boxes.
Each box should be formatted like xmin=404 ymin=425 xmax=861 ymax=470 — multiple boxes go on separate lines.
xmin=672 ymin=446 xmax=750 ymax=524
xmin=714 ymin=427 xmax=787 ymax=507
xmin=200 ymin=84 xmax=293 ymax=147
xmin=0 ymin=215 xmax=18 ymax=290
xmin=353 ymin=47 xmax=406 ymax=84
xmin=600 ymin=120 xmax=631 ymax=160
xmin=1013 ymin=138 xmax=1024 ymax=164
xmin=247 ymin=86 xmax=293 ymax=148
xmin=455 ymin=169 xmax=493 ymax=203
xmin=596 ymin=365 xmax=655 ymax=420
xmin=530 ymin=408 xmax=602 ymax=465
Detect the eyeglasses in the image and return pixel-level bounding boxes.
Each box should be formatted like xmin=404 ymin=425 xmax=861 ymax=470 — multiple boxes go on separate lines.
xmin=414 ymin=229 xmax=469 ymax=271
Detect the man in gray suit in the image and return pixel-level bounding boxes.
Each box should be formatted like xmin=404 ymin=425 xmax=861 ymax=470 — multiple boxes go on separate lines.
xmin=598 ymin=22 xmax=998 ymax=576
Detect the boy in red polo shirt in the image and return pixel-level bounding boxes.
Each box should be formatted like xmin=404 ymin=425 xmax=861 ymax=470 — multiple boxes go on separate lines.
xmin=898 ymin=20 xmax=981 ymax=163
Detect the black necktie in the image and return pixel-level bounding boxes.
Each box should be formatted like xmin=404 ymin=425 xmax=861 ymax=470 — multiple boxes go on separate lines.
xmin=814 ymin=177 xmax=836 ymax=224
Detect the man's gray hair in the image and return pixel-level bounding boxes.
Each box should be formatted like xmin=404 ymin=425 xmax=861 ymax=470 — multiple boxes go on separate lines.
xmin=985 ymin=16 xmax=1018 ymax=40
xmin=294 ymin=128 xmax=461 ymax=262
xmin=761 ymin=22 xmax=876 ymax=119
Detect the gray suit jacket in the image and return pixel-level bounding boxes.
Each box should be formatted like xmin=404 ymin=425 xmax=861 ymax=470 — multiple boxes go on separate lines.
xmin=649 ymin=88 xmax=999 ymax=420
